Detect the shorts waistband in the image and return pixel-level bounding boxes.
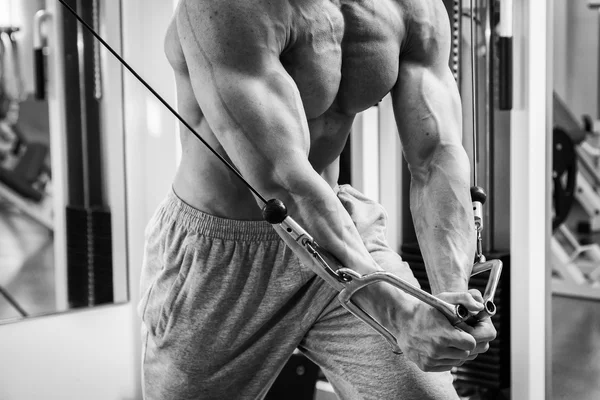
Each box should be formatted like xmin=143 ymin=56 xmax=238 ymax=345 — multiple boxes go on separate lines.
xmin=159 ymin=188 xmax=281 ymax=241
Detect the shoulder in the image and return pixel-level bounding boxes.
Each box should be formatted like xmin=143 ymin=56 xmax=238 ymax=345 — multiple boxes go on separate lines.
xmin=173 ymin=0 xmax=292 ymax=55
xmin=170 ymin=0 xmax=294 ymax=69
xmin=396 ymin=0 xmax=451 ymax=64
xmin=174 ymin=0 xmax=292 ymax=20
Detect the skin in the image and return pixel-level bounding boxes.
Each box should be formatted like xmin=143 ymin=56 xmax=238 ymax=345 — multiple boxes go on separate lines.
xmin=165 ymin=0 xmax=496 ymax=372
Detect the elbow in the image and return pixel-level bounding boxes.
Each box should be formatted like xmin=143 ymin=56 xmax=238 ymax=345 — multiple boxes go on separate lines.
xmin=253 ymin=154 xmax=317 ymax=203
xmin=407 ymin=142 xmax=471 ymax=186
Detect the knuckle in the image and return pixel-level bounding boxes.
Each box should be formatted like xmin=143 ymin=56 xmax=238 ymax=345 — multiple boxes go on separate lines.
xmin=425 ymin=346 xmax=438 ymax=360
xmin=467 ymin=340 xmax=477 ymax=352
xmin=483 ymin=330 xmax=496 ymax=342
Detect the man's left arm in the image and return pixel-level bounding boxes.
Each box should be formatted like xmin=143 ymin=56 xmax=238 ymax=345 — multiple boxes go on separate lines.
xmin=392 ymin=2 xmax=474 ymax=295
xmin=391 ymin=2 xmax=496 ymax=359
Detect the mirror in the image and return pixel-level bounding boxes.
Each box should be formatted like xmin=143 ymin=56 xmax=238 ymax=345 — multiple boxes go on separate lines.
xmin=0 ymin=0 xmax=128 ymax=323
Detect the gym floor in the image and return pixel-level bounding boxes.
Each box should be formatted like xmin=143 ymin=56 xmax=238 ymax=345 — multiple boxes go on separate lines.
xmin=552 ymin=295 xmax=600 ymax=400
xmin=552 ymin=206 xmax=600 ymax=399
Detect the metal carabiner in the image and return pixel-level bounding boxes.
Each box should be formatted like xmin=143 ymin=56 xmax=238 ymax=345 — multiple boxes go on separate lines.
xmin=279 ymin=215 xmax=352 ymax=284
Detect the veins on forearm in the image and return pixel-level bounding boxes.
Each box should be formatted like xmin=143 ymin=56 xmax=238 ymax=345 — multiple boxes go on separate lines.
xmin=410 ymin=152 xmax=474 ymax=294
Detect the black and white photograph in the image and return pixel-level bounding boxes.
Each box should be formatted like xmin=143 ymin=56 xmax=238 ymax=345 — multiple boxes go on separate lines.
xmin=0 ymin=1 xmax=596 ymax=399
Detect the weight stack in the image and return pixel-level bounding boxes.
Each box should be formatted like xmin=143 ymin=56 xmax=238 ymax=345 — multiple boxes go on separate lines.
xmin=66 ymin=205 xmax=113 ymax=307
xmin=401 ymin=243 xmax=511 ymax=392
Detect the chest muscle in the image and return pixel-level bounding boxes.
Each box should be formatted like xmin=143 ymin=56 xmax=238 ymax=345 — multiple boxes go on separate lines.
xmin=283 ymin=0 xmax=403 ymax=117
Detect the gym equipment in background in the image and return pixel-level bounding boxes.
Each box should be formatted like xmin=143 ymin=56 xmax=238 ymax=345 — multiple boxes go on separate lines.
xmin=549 ymin=2 xmax=600 ymax=301
xmin=0 ymin=131 xmax=53 ymax=229
xmin=552 ymin=224 xmax=600 ymax=298
xmin=573 ymin=126 xmax=600 ymax=233
xmin=265 ymin=352 xmax=320 ymax=400
xmin=551 ymin=93 xmax=600 ymax=300
xmin=0 ymin=26 xmax=53 ymax=230
xmin=57 ymin=0 xmax=114 ymax=307
xmin=553 ymin=94 xmax=600 ymax=232
xmin=0 ymin=25 xmax=49 ymax=318
xmin=552 ymin=127 xmax=577 ymax=231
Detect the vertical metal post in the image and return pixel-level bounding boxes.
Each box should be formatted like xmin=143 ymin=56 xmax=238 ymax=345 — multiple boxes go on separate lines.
xmin=482 ymin=0 xmax=494 ymax=252
xmin=588 ymin=2 xmax=600 ymax=118
xmin=510 ymin=0 xmax=550 ymax=398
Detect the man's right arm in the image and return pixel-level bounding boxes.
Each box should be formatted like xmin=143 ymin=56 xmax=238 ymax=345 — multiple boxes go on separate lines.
xmin=174 ymin=0 xmax=382 ymax=284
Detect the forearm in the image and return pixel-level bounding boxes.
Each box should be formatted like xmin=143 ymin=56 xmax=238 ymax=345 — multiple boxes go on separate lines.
xmin=256 ymin=162 xmax=370 ymax=269
xmin=409 ymin=145 xmax=475 ymax=294
xmin=262 ymin=166 xmax=419 ymax=329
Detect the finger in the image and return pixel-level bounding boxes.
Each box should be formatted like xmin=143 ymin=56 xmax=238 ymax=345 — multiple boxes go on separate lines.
xmin=471 ymin=342 xmax=490 ymax=355
xmin=431 ymin=347 xmax=472 ymax=361
xmin=457 ymin=319 xmax=496 ymax=342
xmin=438 ymin=292 xmax=484 ymax=313
xmin=420 ymin=362 xmax=463 ymax=373
xmin=448 ymin=329 xmax=477 ymax=352
xmin=473 ymin=321 xmax=497 ymax=342
xmin=431 ymin=358 xmax=470 ymax=366
xmin=468 ymin=289 xmax=484 ymax=303
xmin=473 ymin=309 xmax=494 ymax=321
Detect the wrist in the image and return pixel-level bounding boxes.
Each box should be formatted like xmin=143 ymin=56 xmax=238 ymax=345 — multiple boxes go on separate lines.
xmin=430 ymin=277 xmax=469 ymax=295
xmin=426 ymin=259 xmax=471 ymax=295
xmin=349 ymin=281 xmax=418 ymax=332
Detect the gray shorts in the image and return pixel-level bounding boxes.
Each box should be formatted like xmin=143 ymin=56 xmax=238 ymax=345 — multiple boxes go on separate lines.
xmin=138 ymin=185 xmax=459 ymax=399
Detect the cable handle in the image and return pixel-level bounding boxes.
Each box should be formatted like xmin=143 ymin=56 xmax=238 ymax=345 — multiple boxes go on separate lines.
xmin=471 ymin=186 xmax=486 ymax=263
xmin=33 ymin=10 xmax=50 ymax=100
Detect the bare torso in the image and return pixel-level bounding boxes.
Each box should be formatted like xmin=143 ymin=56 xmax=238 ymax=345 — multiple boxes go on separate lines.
xmin=166 ymin=0 xmax=406 ymax=219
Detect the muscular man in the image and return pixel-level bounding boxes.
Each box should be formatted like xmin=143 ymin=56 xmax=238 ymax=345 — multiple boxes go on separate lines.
xmin=139 ymin=0 xmax=497 ymax=398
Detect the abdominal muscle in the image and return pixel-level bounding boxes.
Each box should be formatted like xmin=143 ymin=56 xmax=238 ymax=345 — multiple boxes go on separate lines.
xmin=166 ymin=15 xmax=350 ymax=221
xmin=172 ymin=116 xmax=343 ymax=221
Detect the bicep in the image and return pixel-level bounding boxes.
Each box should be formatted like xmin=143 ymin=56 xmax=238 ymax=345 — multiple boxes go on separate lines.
xmin=392 ymin=61 xmax=464 ymax=179
xmin=393 ymin=0 xmax=466 ymax=176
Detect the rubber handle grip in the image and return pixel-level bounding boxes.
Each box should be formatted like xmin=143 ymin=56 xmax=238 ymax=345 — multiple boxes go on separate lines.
xmin=499 ymin=36 xmax=513 ymax=111
xmin=34 ymin=48 xmax=46 ymax=100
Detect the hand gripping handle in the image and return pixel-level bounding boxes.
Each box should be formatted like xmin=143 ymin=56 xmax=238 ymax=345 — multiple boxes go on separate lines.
xmin=336 ymin=268 xmax=470 ymax=353
xmin=336 ymin=259 xmax=502 ymax=353
xmin=269 ymin=206 xmax=503 ymax=353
